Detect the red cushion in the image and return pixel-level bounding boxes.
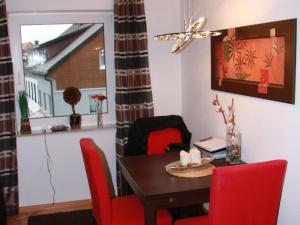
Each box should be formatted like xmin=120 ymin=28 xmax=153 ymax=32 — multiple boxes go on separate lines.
xmin=112 ymin=195 xmax=172 ymax=225
xmin=147 ymin=128 xmax=182 ymax=155
xmin=175 ymin=215 xmax=209 ymax=225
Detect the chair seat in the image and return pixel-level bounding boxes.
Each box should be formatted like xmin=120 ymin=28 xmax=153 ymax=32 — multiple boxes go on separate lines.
xmin=175 ymin=215 xmax=209 ymax=225
xmin=112 ymin=195 xmax=172 ymax=225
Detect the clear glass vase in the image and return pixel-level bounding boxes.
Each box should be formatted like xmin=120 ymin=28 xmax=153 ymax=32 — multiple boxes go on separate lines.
xmin=226 ymin=132 xmax=241 ymax=164
xmin=96 ymin=101 xmax=103 ymax=127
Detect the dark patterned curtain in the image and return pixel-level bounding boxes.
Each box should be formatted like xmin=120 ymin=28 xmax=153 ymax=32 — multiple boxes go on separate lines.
xmin=114 ymin=0 xmax=154 ymax=195
xmin=0 ymin=0 xmax=18 ymax=216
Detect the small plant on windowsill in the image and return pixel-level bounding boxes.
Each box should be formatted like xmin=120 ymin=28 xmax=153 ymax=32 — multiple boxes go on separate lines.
xmin=63 ymin=86 xmax=81 ymax=129
xmin=18 ymin=91 xmax=31 ymax=134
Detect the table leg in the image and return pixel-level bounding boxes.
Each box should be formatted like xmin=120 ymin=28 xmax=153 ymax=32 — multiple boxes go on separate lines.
xmin=144 ymin=202 xmax=156 ymax=225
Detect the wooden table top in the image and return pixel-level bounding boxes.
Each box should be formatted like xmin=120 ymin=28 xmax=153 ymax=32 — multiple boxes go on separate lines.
xmin=118 ymin=152 xmax=230 ymax=199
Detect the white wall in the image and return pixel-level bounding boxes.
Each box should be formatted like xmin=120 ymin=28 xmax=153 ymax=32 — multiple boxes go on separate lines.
xmin=182 ymin=0 xmax=300 ymax=225
xmin=17 ymin=128 xmax=116 ymax=206
xmin=144 ymin=0 xmax=182 ymax=116
xmin=7 ymin=0 xmax=182 ymax=206
xmin=6 ymin=0 xmax=113 ymax=12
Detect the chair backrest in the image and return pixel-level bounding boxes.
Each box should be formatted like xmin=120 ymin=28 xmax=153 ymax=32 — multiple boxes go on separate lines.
xmin=209 ymin=160 xmax=287 ymax=225
xmin=147 ymin=128 xmax=182 ymax=155
xmin=125 ymin=115 xmax=191 ymax=156
xmin=80 ymin=138 xmax=113 ymax=225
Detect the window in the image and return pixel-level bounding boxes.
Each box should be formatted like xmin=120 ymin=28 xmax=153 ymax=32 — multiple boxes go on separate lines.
xmin=48 ymin=94 xmax=53 ymax=115
xmin=33 ymin=83 xmax=37 ymax=102
xmin=43 ymin=92 xmax=47 ymax=111
xmin=9 ymin=12 xmax=116 ymax=127
xmin=21 ymin=23 xmax=107 ymax=118
xmin=89 ymin=95 xmax=98 ymax=113
xmin=29 ymin=82 xmax=32 ymax=98
xmin=99 ymin=48 xmax=106 ymax=70
xmin=38 ymin=89 xmax=42 ymax=106
xmin=25 ymin=81 xmax=28 ymax=93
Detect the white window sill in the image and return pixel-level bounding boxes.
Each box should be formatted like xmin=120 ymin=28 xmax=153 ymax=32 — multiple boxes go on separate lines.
xmin=17 ymin=123 xmax=116 ymax=137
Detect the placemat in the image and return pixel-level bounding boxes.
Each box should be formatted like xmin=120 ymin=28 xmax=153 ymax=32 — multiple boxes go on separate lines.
xmin=166 ymin=163 xmax=215 ymax=178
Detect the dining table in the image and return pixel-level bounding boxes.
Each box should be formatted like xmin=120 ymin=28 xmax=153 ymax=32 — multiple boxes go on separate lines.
xmin=117 ymin=151 xmax=230 ymax=225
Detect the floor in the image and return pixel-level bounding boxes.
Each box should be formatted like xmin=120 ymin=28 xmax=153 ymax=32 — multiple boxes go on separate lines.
xmin=7 ymin=199 xmax=92 ymax=225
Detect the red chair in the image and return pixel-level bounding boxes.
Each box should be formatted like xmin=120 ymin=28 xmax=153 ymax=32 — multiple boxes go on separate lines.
xmin=125 ymin=115 xmax=191 ymax=156
xmin=80 ymin=138 xmax=172 ymax=225
xmin=123 ymin=115 xmax=196 ymax=218
xmin=175 ymin=160 xmax=287 ymax=225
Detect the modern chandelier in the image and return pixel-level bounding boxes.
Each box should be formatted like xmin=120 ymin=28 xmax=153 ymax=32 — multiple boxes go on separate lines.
xmin=154 ymin=1 xmax=221 ymax=53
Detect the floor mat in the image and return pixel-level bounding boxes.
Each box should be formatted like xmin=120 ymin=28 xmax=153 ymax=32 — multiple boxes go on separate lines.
xmin=27 ymin=209 xmax=95 ymax=225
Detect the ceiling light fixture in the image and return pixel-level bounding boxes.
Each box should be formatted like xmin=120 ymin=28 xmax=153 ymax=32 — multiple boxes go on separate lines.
xmin=154 ymin=1 xmax=221 ymax=53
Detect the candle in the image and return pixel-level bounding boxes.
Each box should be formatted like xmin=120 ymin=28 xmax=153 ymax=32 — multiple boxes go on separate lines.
xmin=180 ymin=150 xmax=191 ymax=167
xmin=190 ymin=148 xmax=201 ymax=164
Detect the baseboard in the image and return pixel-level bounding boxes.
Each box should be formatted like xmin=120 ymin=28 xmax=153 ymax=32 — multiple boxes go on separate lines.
xmin=19 ymin=199 xmax=92 ymax=216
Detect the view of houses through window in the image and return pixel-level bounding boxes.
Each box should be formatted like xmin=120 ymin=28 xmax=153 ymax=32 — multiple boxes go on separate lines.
xmin=21 ymin=23 xmax=108 ymax=118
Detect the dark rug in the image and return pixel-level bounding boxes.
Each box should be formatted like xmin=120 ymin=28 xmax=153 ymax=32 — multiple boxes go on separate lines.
xmin=27 ymin=209 xmax=96 ymax=225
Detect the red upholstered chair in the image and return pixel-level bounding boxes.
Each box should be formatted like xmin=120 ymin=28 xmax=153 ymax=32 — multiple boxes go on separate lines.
xmin=125 ymin=115 xmax=191 ymax=156
xmin=175 ymin=160 xmax=287 ymax=225
xmin=80 ymin=138 xmax=172 ymax=225
xmin=123 ymin=115 xmax=195 ymax=218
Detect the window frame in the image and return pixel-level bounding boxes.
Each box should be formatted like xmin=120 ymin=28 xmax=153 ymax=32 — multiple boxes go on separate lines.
xmin=9 ymin=11 xmax=115 ymax=131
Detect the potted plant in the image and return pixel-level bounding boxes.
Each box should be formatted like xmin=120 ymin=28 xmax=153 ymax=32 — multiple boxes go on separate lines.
xmin=63 ymin=86 xmax=82 ymax=129
xmin=18 ymin=91 xmax=31 ymax=134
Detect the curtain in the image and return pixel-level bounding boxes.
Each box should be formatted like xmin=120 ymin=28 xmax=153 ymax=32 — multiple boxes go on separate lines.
xmin=0 ymin=0 xmax=18 ymax=215
xmin=114 ymin=0 xmax=154 ymax=195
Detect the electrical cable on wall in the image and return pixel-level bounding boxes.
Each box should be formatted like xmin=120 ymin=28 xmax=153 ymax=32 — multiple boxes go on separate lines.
xmin=43 ymin=130 xmax=56 ymax=204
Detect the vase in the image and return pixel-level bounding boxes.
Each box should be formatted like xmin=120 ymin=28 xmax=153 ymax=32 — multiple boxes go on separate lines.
xmin=96 ymin=101 xmax=103 ymax=127
xmin=226 ymin=132 xmax=241 ymax=164
xmin=97 ymin=111 xmax=103 ymax=127
xmin=69 ymin=113 xmax=81 ymax=129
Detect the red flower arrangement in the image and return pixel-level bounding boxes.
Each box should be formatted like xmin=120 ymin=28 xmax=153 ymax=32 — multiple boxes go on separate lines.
xmin=91 ymin=94 xmax=107 ymax=127
xmin=91 ymin=94 xmax=107 ymax=101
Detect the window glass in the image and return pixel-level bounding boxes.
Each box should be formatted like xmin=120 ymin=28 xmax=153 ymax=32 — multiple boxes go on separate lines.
xmin=21 ymin=23 xmax=108 ymax=118
xmin=99 ymin=48 xmax=106 ymax=70
xmin=38 ymin=89 xmax=42 ymax=106
xmin=43 ymin=92 xmax=47 ymax=111
xmin=89 ymin=95 xmax=97 ymax=113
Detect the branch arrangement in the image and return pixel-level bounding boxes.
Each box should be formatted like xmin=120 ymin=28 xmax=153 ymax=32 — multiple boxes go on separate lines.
xmin=212 ymin=94 xmax=236 ymax=134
